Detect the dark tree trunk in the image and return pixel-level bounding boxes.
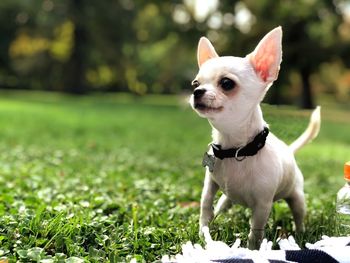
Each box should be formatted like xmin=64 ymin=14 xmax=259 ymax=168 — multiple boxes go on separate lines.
xmin=63 ymin=0 xmax=87 ymax=94
xmin=300 ymin=67 xmax=314 ymax=109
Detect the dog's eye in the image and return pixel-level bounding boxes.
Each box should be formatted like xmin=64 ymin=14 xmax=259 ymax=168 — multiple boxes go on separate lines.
xmin=192 ymin=80 xmax=200 ymax=88
xmin=219 ymin=77 xmax=236 ymax=91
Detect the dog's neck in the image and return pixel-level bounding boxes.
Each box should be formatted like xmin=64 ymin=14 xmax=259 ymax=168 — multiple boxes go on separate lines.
xmin=210 ymin=105 xmax=267 ymax=149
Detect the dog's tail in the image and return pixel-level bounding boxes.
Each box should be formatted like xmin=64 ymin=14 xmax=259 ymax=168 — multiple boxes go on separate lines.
xmin=289 ymin=106 xmax=321 ymax=154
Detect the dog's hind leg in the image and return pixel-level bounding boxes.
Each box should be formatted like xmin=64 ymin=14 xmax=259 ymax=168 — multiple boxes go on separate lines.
xmin=214 ymin=194 xmax=232 ymax=216
xmin=286 ymin=190 xmax=306 ymax=233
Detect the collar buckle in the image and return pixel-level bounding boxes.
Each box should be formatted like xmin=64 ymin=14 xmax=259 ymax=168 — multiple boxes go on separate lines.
xmin=234 ymin=147 xmax=246 ymax=162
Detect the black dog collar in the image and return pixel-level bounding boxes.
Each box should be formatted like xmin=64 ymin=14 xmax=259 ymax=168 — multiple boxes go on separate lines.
xmin=202 ymin=127 xmax=269 ymax=171
xmin=212 ymin=127 xmax=269 ymax=160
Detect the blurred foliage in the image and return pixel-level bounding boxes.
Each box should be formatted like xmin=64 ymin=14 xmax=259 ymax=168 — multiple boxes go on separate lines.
xmin=0 ymin=0 xmax=350 ymax=106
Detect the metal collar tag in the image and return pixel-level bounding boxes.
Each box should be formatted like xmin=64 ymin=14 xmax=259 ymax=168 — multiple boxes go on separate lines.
xmin=202 ymin=152 xmax=216 ymax=172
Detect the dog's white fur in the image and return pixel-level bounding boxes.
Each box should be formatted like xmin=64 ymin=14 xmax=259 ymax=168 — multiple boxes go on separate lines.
xmin=189 ymin=27 xmax=321 ymax=249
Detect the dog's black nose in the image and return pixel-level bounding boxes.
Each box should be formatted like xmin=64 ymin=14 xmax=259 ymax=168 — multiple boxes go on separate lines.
xmin=193 ymin=88 xmax=206 ymax=99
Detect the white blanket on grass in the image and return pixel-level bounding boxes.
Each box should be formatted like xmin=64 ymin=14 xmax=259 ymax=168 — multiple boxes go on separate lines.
xmin=161 ymin=227 xmax=350 ymax=263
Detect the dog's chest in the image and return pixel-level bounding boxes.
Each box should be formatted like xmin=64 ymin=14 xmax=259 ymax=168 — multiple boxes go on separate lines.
xmin=211 ymin=158 xmax=260 ymax=206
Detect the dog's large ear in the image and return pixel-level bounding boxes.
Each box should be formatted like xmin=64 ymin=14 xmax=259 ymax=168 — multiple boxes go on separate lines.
xmin=197 ymin=37 xmax=219 ymax=68
xmin=249 ymin=26 xmax=282 ymax=83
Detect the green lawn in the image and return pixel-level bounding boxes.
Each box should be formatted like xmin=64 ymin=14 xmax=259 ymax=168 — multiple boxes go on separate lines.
xmin=0 ymin=91 xmax=349 ymax=262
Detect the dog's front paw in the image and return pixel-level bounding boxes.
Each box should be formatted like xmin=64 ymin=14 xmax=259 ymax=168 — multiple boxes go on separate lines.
xmin=248 ymin=229 xmax=264 ymax=250
xmin=199 ymin=226 xmax=214 ymax=243
xmin=198 ymin=227 xmax=204 ymax=237
xmin=198 ymin=224 xmax=208 ymax=237
xmin=295 ymin=223 xmax=305 ymax=233
xmin=199 ymin=210 xmax=214 ymax=237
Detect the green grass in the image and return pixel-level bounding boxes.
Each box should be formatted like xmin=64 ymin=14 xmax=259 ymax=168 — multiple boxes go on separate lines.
xmin=0 ymin=91 xmax=349 ymax=262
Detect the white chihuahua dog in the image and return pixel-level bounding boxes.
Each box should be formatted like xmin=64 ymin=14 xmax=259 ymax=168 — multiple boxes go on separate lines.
xmin=189 ymin=27 xmax=321 ymax=249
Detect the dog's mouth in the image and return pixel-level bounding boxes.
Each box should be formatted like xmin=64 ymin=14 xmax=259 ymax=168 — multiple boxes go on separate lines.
xmin=194 ymin=102 xmax=223 ymax=112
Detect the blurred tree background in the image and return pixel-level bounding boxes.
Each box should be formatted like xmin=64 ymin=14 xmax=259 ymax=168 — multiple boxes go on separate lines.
xmin=0 ymin=0 xmax=350 ymax=108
